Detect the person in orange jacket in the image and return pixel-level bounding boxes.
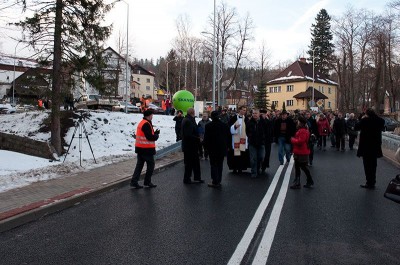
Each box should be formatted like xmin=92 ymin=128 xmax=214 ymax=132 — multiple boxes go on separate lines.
xmin=130 ymin=109 xmax=160 ymax=189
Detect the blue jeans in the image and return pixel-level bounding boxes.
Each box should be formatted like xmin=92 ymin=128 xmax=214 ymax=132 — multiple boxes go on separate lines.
xmin=278 ymin=137 xmax=292 ymax=164
xmin=249 ymin=144 xmax=265 ymax=174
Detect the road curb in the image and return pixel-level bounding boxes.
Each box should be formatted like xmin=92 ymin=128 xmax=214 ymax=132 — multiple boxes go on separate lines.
xmin=0 ymin=156 xmax=183 ymax=233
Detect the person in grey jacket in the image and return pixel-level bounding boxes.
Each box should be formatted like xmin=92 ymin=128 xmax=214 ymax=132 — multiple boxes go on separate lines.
xmin=346 ymin=113 xmax=358 ymax=150
xmin=198 ymin=113 xmax=211 ymax=159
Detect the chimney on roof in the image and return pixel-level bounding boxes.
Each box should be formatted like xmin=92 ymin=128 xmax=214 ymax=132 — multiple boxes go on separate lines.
xmin=299 ymin=57 xmax=307 ymax=63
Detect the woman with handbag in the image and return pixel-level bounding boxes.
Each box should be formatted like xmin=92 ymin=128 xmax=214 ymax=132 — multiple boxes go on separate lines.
xmin=290 ymin=116 xmax=313 ymax=189
xmin=317 ymin=114 xmax=330 ymax=151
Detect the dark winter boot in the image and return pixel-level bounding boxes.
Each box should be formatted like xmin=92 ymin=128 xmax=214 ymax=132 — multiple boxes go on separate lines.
xmin=304 ymin=175 xmax=314 ymax=188
xmin=290 ymin=177 xmax=301 ymax=189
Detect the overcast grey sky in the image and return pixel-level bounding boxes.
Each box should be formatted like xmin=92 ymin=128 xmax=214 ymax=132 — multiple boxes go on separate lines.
xmin=0 ymin=0 xmax=389 ymax=66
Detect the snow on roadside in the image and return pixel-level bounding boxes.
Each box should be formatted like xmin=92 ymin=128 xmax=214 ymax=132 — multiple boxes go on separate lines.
xmin=0 ymin=110 xmax=178 ymax=192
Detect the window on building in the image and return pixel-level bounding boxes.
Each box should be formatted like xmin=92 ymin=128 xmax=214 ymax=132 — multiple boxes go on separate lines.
xmin=147 ymin=78 xmax=150 ymax=83
xmin=269 ymin=87 xmax=273 ymax=93
xmin=278 ymin=86 xmax=281 ymax=92
xmin=287 ymin=100 xmax=294 ymax=106
xmin=146 ymin=86 xmax=150 ymax=90
xmin=137 ymin=78 xmax=140 ymax=82
xmin=328 ymin=87 xmax=331 ymax=94
xmin=287 ymin=85 xmax=294 ymax=92
xmin=272 ymin=100 xmax=278 ymax=107
xmin=321 ymin=87 xmax=324 ymax=93
xmin=328 ymin=102 xmax=331 ymax=108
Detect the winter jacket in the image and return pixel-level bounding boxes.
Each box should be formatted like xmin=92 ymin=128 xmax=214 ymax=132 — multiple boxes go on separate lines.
xmin=181 ymin=115 xmax=200 ymax=153
xmin=291 ymin=127 xmax=310 ymax=155
xmin=317 ymin=118 xmax=330 ymax=136
xmin=246 ymin=118 xmax=266 ymax=147
xmin=355 ymin=115 xmax=385 ymax=158
xmin=273 ymin=117 xmax=296 ymax=142
xmin=333 ymin=117 xmax=347 ymax=135
xmin=346 ymin=118 xmax=358 ymax=136
xmin=198 ymin=119 xmax=211 ymax=139
xmin=203 ymin=119 xmax=231 ymax=157
xmin=135 ymin=118 xmax=159 ymax=155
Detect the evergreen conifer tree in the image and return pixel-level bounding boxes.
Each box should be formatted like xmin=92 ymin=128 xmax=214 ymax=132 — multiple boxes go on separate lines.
xmin=15 ymin=0 xmax=112 ymax=154
xmin=254 ymin=81 xmax=270 ymax=110
xmin=308 ymin=9 xmax=334 ymax=76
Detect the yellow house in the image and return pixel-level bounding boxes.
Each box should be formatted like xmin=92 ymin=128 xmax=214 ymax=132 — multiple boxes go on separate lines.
xmin=131 ymin=64 xmax=156 ymax=99
xmin=267 ymin=58 xmax=338 ymax=111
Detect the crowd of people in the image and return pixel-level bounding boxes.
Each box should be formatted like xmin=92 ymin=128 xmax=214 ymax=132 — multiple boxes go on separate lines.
xmin=131 ymin=105 xmax=385 ymax=191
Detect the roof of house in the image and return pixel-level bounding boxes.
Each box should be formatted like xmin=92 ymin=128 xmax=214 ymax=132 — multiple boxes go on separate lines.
xmin=103 ymin=47 xmax=155 ymax=77
xmin=293 ymin=86 xmax=328 ymax=100
xmin=267 ymin=59 xmax=338 ymax=86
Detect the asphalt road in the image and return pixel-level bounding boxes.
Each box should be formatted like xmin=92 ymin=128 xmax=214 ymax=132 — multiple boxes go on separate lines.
xmin=1 ymin=144 xmax=400 ymax=265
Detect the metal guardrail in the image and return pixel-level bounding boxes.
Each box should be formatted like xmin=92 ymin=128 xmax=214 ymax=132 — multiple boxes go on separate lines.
xmin=382 ymin=132 xmax=400 ymax=152
xmin=155 ymin=141 xmax=182 ymax=159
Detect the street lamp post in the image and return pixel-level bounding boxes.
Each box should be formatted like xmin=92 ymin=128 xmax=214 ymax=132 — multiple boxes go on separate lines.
xmin=12 ymin=41 xmax=22 ymax=106
xmin=212 ymin=0 xmax=216 ymax=110
xmin=311 ymin=48 xmax=315 ymax=108
xmin=113 ymin=0 xmax=129 ymax=113
xmin=166 ymin=59 xmax=175 ymax=98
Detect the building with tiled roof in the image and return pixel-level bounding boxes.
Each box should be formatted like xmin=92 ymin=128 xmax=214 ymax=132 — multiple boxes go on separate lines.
xmin=267 ymin=58 xmax=338 ymax=111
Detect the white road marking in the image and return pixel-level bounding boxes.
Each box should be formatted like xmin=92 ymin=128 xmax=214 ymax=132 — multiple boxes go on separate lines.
xmin=252 ymin=158 xmax=294 ymax=264
xmin=227 ymin=163 xmax=285 ymax=265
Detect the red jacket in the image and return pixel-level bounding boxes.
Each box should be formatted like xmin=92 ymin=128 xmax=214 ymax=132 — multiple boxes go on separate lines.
xmin=291 ymin=127 xmax=310 ymax=155
xmin=317 ymin=118 xmax=330 ymax=136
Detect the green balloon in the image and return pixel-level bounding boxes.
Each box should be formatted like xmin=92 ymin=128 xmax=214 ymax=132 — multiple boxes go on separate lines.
xmin=172 ymin=90 xmax=194 ymax=115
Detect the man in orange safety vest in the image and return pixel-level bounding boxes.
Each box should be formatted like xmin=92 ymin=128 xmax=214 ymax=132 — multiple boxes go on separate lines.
xmin=130 ymin=109 xmax=160 ymax=189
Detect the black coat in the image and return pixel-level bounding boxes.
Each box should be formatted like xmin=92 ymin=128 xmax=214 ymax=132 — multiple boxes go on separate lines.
xmin=203 ymin=119 xmax=231 ymax=157
xmin=273 ymin=117 xmax=296 ymax=142
xmin=355 ymin=115 xmax=385 ymax=157
xmin=333 ymin=117 xmax=347 ymax=135
xmin=306 ymin=117 xmax=318 ymax=136
xmin=246 ymin=118 xmax=266 ymax=147
xmin=262 ymin=117 xmax=274 ymax=144
xmin=181 ymin=115 xmax=200 ymax=153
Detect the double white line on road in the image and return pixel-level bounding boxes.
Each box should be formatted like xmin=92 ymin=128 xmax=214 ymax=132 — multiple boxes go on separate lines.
xmin=227 ymin=158 xmax=294 ymax=265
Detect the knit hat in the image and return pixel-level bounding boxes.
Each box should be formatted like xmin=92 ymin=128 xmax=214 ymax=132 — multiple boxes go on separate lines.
xmin=143 ymin=109 xmax=154 ymax=117
xmin=211 ymin=110 xmax=219 ymax=120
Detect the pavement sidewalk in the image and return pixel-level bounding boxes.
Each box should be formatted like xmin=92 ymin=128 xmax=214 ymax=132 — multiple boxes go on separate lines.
xmin=0 ymin=151 xmax=183 ymax=233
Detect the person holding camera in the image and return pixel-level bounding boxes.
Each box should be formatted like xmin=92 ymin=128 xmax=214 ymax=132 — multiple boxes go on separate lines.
xmin=130 ymin=109 xmax=160 ymax=189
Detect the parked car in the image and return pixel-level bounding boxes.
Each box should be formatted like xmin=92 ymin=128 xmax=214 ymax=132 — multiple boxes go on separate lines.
xmin=382 ymin=117 xmax=400 ymax=131
xmin=15 ymin=104 xmax=35 ymax=113
xmin=113 ymin=101 xmax=140 ymax=113
xmin=0 ymin=104 xmax=16 ymax=114
xmin=147 ymin=103 xmax=164 ymax=114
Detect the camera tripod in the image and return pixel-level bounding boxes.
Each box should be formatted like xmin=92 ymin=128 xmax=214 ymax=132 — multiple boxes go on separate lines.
xmin=63 ymin=112 xmax=96 ymax=166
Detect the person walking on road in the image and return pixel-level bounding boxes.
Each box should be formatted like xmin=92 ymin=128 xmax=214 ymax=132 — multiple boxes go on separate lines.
xmin=333 ymin=112 xmax=347 ymax=152
xmin=355 ymin=108 xmax=385 ymax=189
xmin=305 ymin=111 xmax=318 ymax=165
xmin=227 ymin=105 xmax=250 ymax=173
xmin=203 ymin=111 xmax=231 ymax=188
xmin=260 ymin=109 xmax=273 ymax=174
xmin=246 ymin=109 xmax=266 ymax=178
xmin=181 ymin=107 xmax=204 ymax=184
xmin=290 ymin=116 xmax=313 ymax=189
xmin=274 ymin=110 xmax=296 ymax=165
xmin=317 ymin=113 xmax=330 ymax=151
xmin=346 ymin=113 xmax=358 ymax=150
xmin=130 ymin=110 xmax=160 ymax=189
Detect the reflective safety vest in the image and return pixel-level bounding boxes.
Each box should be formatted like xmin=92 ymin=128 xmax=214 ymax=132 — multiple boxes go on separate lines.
xmin=135 ymin=119 xmax=156 ymax=148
